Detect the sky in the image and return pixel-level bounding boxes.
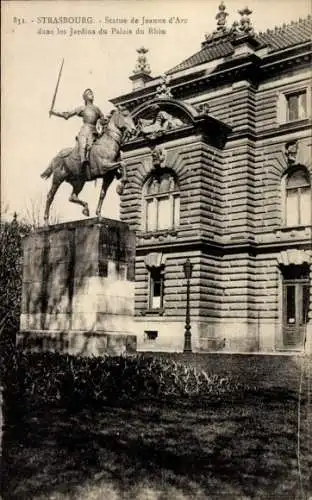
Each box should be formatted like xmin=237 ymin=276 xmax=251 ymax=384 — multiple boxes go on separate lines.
xmin=1 ymin=0 xmax=311 ymax=224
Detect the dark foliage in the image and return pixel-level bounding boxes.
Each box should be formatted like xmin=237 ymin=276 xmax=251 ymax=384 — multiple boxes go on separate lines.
xmin=2 ymin=350 xmax=248 ymax=415
xmin=0 ymin=216 xmax=30 ymax=361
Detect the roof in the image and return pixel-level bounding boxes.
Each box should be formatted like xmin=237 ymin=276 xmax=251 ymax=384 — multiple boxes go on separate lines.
xmin=167 ymin=15 xmax=312 ymax=75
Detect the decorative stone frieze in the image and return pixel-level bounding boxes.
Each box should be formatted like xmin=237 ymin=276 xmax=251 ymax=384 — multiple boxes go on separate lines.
xmin=277 ymin=249 xmax=311 ymax=266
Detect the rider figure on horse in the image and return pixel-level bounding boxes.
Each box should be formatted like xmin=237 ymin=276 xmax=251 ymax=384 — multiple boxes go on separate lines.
xmin=50 ymin=88 xmax=104 ymax=168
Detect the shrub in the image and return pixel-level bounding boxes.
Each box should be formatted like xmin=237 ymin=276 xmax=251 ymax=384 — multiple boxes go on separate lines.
xmin=3 ymin=350 xmax=247 ymax=414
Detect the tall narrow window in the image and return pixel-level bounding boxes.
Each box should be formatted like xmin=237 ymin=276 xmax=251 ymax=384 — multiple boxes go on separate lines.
xmin=284 ymin=167 xmax=311 ymax=226
xmin=286 ymin=91 xmax=307 ymax=121
xmin=149 ymin=268 xmax=164 ymax=310
xmin=143 ymin=171 xmax=180 ymax=232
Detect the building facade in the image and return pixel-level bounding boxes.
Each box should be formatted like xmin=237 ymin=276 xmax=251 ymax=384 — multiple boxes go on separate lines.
xmin=111 ymin=6 xmax=312 ymax=353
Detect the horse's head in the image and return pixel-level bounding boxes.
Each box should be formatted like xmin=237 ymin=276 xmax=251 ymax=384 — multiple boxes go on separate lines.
xmin=109 ymin=106 xmax=137 ymax=142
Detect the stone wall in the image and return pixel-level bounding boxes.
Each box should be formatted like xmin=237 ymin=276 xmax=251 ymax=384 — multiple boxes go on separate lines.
xmin=118 ymin=59 xmax=311 ymax=354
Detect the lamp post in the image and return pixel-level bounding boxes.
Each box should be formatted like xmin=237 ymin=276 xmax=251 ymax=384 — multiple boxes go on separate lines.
xmin=183 ymin=258 xmax=193 ymax=352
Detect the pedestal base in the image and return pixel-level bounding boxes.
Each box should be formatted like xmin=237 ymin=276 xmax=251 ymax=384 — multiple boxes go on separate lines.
xmin=19 ymin=218 xmax=136 ymax=356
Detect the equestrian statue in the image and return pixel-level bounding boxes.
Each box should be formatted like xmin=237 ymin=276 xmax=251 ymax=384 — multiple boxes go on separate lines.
xmin=41 ymin=60 xmax=137 ymax=224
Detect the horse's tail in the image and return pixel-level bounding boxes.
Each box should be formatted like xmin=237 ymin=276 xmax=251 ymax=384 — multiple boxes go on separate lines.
xmin=41 ymin=148 xmax=72 ymax=180
xmin=41 ymin=164 xmax=53 ymax=179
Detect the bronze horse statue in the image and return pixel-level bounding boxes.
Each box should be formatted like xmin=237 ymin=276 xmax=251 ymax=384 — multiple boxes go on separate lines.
xmin=41 ymin=107 xmax=137 ymax=223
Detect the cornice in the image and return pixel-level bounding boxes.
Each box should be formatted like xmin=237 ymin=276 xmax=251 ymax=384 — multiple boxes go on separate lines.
xmin=260 ymin=48 xmax=312 ymax=79
xmin=260 ymin=42 xmax=312 ymax=67
xmin=227 ymin=119 xmax=312 ymax=143
xmin=135 ymin=233 xmax=312 ymax=256
xmin=112 ymin=59 xmax=259 ymax=109
xmin=110 ymin=43 xmax=311 ymax=110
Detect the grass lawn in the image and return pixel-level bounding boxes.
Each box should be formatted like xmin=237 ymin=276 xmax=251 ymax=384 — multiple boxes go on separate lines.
xmin=1 ymin=389 xmax=311 ymax=500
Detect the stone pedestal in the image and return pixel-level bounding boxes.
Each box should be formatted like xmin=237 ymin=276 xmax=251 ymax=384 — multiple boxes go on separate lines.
xmin=18 ymin=218 xmax=136 ymax=356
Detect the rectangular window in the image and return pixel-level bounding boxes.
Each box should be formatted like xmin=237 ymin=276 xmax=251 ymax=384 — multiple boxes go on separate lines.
xmin=286 ymin=189 xmax=299 ymax=226
xmin=300 ymin=187 xmax=311 ymax=225
xmin=287 ymin=94 xmax=299 ymax=121
xmin=286 ymin=187 xmax=311 ymax=226
xmin=157 ymin=197 xmax=171 ymax=230
xmin=173 ymin=195 xmax=180 ymax=227
xmin=286 ymin=91 xmax=307 ymax=122
xmin=144 ymin=330 xmax=158 ymax=341
xmin=283 ymin=280 xmax=310 ymax=327
xmin=149 ymin=269 xmax=164 ymax=309
xmin=146 ymin=198 xmax=157 ymax=232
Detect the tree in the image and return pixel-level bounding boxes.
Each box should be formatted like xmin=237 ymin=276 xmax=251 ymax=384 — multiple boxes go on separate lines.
xmin=0 ymin=197 xmax=60 ymax=346
xmin=0 ymin=214 xmax=31 ymax=345
xmin=23 ymin=194 xmax=61 ymax=228
xmin=0 ymin=215 xmax=31 ymax=463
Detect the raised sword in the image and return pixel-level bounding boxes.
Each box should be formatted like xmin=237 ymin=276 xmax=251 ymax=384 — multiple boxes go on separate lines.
xmin=49 ymin=58 xmax=64 ymax=117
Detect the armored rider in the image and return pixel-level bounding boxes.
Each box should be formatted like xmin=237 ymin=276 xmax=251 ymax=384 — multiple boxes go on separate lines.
xmin=50 ymin=88 xmax=104 ymax=168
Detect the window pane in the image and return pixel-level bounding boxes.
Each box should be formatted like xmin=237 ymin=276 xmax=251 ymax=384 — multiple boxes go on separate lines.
xmin=108 ymin=260 xmax=117 ymax=279
xmin=154 ymin=279 xmax=161 ymax=295
xmin=151 ymin=295 xmax=161 ymax=309
xmin=286 ymin=285 xmax=296 ymax=324
xmin=146 ymin=199 xmax=157 ymax=231
xmin=300 ymin=187 xmax=311 ymax=225
xmin=159 ymin=173 xmax=174 ymax=193
xmin=150 ymin=271 xmax=163 ymax=309
xmin=146 ymin=178 xmax=160 ymax=195
xmin=286 ymin=189 xmax=299 ymax=226
xmin=298 ymin=92 xmax=307 ymax=119
xmin=302 ymin=285 xmax=309 ymax=324
xmin=158 ymin=197 xmax=171 ymax=230
xmin=287 ymin=169 xmax=309 ymax=189
xmin=287 ymin=95 xmax=298 ymax=121
xmin=283 ymin=264 xmax=309 ymax=280
xmin=173 ymin=195 xmax=180 ymax=227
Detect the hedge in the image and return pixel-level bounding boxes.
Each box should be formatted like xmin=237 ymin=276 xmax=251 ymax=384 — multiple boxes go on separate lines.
xmin=2 ymin=350 xmax=249 ymax=413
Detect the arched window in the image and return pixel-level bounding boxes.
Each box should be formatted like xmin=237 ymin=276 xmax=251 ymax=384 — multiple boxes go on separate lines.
xmin=284 ymin=167 xmax=311 ymax=226
xmin=143 ymin=171 xmax=180 ymax=232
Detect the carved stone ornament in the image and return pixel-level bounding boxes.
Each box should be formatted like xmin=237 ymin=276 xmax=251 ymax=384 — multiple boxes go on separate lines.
xmin=230 ymin=20 xmax=240 ymax=35
xmin=196 ymin=102 xmax=210 ymax=114
xmin=133 ymin=46 xmax=151 ymax=75
xmin=215 ymin=1 xmax=229 ymax=32
xmin=137 ymin=103 xmax=184 ymax=139
xmin=151 ymin=146 xmax=166 ymax=170
xmin=237 ymin=6 xmax=254 ymax=35
xmin=277 ymin=249 xmax=311 ymax=266
xmin=144 ymin=252 xmax=166 ymax=268
xmin=285 ymin=140 xmax=299 ymax=166
xmin=204 ymin=1 xmax=229 ymax=42
xmin=156 ymin=74 xmax=173 ymax=99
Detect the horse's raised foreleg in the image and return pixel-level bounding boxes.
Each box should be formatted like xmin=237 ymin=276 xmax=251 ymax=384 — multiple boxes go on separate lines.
xmin=120 ymin=160 xmax=127 ymax=183
xmin=69 ymin=180 xmax=89 ymax=217
xmin=95 ymin=172 xmax=115 ymax=218
xmin=44 ymin=176 xmax=62 ymax=225
xmin=116 ymin=160 xmax=128 ymax=196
